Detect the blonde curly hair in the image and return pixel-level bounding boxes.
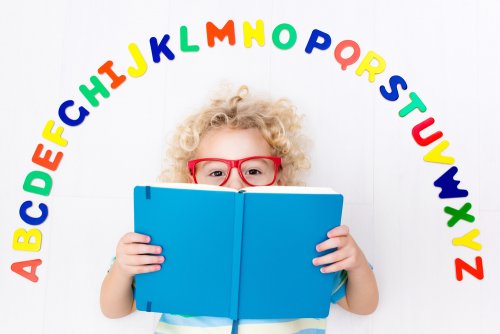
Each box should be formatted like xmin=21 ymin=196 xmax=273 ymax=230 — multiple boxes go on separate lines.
xmin=158 ymin=86 xmax=311 ymax=186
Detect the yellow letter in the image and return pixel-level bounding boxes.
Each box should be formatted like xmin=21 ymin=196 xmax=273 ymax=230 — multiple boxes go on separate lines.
xmin=355 ymin=50 xmax=386 ymax=83
xmin=243 ymin=20 xmax=265 ymax=48
xmin=128 ymin=43 xmax=148 ymax=77
xmin=12 ymin=228 xmax=42 ymax=252
xmin=42 ymin=120 xmax=68 ymax=147
xmin=423 ymin=140 xmax=455 ymax=164
xmin=452 ymin=229 xmax=482 ymax=251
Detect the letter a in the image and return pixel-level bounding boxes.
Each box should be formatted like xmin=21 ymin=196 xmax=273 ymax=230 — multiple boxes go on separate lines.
xmin=11 ymin=259 xmax=43 ymax=283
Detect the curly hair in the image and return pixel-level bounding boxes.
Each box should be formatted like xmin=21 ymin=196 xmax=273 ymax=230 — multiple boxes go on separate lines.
xmin=158 ymin=85 xmax=311 ymax=186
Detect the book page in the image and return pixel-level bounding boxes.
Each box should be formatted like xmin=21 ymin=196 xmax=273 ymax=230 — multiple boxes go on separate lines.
xmin=134 ymin=185 xmax=236 ymax=316
xmin=238 ymin=187 xmax=343 ymax=318
xmin=142 ymin=182 xmax=238 ymax=192
xmin=240 ymin=185 xmax=338 ymax=194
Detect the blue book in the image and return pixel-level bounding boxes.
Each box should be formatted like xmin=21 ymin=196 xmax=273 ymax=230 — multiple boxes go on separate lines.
xmin=134 ymin=183 xmax=344 ymax=319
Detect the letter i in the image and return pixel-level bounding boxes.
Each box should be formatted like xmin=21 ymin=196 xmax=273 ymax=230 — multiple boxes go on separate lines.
xmin=98 ymin=61 xmax=126 ymax=89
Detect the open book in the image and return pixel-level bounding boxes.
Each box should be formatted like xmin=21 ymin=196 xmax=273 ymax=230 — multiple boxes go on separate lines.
xmin=133 ymin=183 xmax=344 ymax=319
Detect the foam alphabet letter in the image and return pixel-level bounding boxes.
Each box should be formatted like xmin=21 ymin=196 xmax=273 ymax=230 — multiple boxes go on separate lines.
xmin=58 ymin=100 xmax=90 ymax=127
xmin=32 ymin=143 xmax=63 ymax=171
xmin=98 ymin=60 xmax=126 ymax=89
xmin=272 ymin=23 xmax=297 ymax=50
xmin=380 ymin=75 xmax=408 ymax=101
xmin=127 ymin=43 xmax=148 ymax=77
xmin=444 ymin=202 xmax=475 ymax=227
xmin=243 ymin=20 xmax=265 ymax=48
xmin=180 ymin=26 xmax=200 ymax=52
xmin=412 ymin=117 xmax=443 ymax=146
xmin=12 ymin=228 xmax=42 ymax=252
xmin=19 ymin=201 xmax=48 ymax=226
xmin=42 ymin=120 xmax=68 ymax=147
xmin=206 ymin=20 xmax=236 ymax=47
xmin=452 ymin=229 xmax=482 ymax=251
xmin=434 ymin=166 xmax=469 ymax=199
xmin=398 ymin=92 xmax=427 ymax=117
xmin=424 ymin=140 xmax=455 ymax=164
xmin=11 ymin=259 xmax=43 ymax=283
xmin=334 ymin=40 xmax=361 ymax=70
xmin=150 ymin=34 xmax=176 ymax=62
xmin=79 ymin=76 xmax=110 ymax=107
xmin=455 ymin=257 xmax=484 ymax=281
xmin=23 ymin=171 xmax=53 ymax=196
xmin=355 ymin=51 xmax=386 ymax=83
xmin=305 ymin=29 xmax=332 ymax=54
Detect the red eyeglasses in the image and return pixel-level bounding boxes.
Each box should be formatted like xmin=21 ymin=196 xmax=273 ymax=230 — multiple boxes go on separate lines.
xmin=187 ymin=156 xmax=282 ymax=187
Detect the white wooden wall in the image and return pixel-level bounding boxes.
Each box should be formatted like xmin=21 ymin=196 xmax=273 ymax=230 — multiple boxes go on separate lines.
xmin=1 ymin=1 xmax=499 ymax=333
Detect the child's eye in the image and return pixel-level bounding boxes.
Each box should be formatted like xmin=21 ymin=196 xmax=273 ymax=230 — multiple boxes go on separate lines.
xmin=246 ymin=169 xmax=262 ymax=175
xmin=209 ymin=170 xmax=225 ymax=177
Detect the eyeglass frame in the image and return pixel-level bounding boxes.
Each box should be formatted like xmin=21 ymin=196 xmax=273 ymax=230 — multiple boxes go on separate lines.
xmin=187 ymin=155 xmax=282 ymax=187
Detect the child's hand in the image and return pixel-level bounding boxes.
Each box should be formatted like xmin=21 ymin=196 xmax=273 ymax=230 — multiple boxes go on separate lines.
xmin=313 ymin=225 xmax=367 ymax=274
xmin=115 ymin=232 xmax=164 ymax=277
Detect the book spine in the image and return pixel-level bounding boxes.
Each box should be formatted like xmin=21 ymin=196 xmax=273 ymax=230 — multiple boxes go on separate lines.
xmin=229 ymin=192 xmax=245 ymax=320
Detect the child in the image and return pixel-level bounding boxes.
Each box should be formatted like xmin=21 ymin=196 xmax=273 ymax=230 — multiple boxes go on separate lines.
xmin=100 ymin=86 xmax=378 ymax=333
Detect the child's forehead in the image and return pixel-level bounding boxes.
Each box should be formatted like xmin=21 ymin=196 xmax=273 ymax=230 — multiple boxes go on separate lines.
xmin=196 ymin=127 xmax=273 ymax=158
xmin=203 ymin=126 xmax=259 ymax=138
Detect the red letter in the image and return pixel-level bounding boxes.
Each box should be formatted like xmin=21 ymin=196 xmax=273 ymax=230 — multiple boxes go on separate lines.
xmin=412 ymin=117 xmax=443 ymax=146
xmin=455 ymin=257 xmax=484 ymax=281
xmin=11 ymin=259 xmax=43 ymax=283
xmin=334 ymin=40 xmax=360 ymax=70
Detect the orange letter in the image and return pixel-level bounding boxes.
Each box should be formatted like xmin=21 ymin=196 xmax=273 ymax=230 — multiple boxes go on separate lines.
xmin=32 ymin=143 xmax=63 ymax=171
xmin=206 ymin=20 xmax=236 ymax=47
xmin=98 ymin=60 xmax=126 ymax=89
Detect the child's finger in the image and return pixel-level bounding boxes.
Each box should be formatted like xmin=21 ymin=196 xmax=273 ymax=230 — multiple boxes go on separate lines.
xmin=123 ymin=254 xmax=165 ymax=266
xmin=327 ymin=225 xmax=349 ymax=238
xmin=124 ymin=264 xmax=162 ymax=274
xmin=319 ymin=257 xmax=353 ymax=274
xmin=312 ymin=248 xmax=347 ymax=267
xmin=316 ymin=236 xmax=347 ymax=252
xmin=121 ymin=232 xmax=151 ymax=244
xmin=126 ymin=243 xmax=162 ymax=255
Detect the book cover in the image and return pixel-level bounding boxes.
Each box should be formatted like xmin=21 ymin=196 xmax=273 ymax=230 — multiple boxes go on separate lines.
xmin=134 ymin=183 xmax=344 ymax=319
